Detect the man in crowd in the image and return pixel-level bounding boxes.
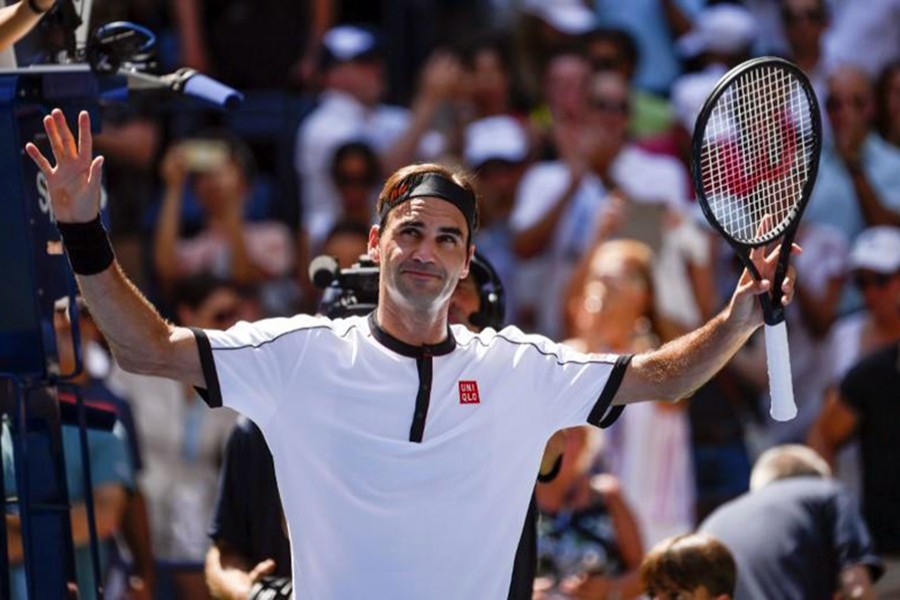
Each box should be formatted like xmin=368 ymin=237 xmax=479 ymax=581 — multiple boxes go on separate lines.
xmin=28 ymin=108 xmax=795 ymax=599
xmin=700 ymin=445 xmax=882 ymax=599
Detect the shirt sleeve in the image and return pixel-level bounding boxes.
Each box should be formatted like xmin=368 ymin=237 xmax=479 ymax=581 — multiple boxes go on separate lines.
xmin=491 ymin=328 xmax=631 ymax=434
xmin=191 ymin=314 xmax=328 ymax=428
xmin=831 ymin=483 xmax=885 ymax=581
xmin=509 ymin=164 xmax=570 ymax=232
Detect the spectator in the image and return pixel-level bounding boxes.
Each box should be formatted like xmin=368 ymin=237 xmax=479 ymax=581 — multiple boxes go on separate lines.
xmin=676 ymin=4 xmax=757 ymax=73
xmin=876 ymin=60 xmax=900 ymax=148
xmin=295 ymin=24 xmax=462 ymax=250
xmin=584 ymin=27 xmax=674 ymax=140
xmin=514 ymin=0 xmax=596 ymax=107
xmin=154 ymin=132 xmax=296 ymax=316
xmin=1 ymin=392 xmax=134 ymax=600
xmin=827 ymin=226 xmax=900 ymax=387
xmin=779 ymin=0 xmax=831 ymax=100
xmin=700 ymin=445 xmax=883 ymax=600
xmin=57 ymin=300 xmax=156 ymax=600
xmin=808 ymin=228 xmax=900 ymax=594
xmin=513 ymin=70 xmax=709 ymax=338
xmin=320 ymin=220 xmax=370 ymax=270
xmin=204 ymin=417 xmax=291 ymax=600
xmin=823 ymin=0 xmax=900 ymax=80
xmin=530 ymin=51 xmax=592 ymax=162
xmin=594 ymin=0 xmax=701 ymax=96
xmin=463 ymin=115 xmax=530 ymax=320
xmin=805 ymin=65 xmax=900 ymax=248
xmin=565 ymin=239 xmax=694 ymax=548
xmin=107 ymin=276 xmax=242 ymax=600
xmin=809 ymin=342 xmax=900 ymax=597
xmin=533 ymin=426 xmax=644 ymax=599
xmin=640 ymin=533 xmax=736 ymax=600
xmin=460 ymin=33 xmax=523 ymax=122
xmin=329 ymin=140 xmax=380 ymax=229
xmin=2 ymin=303 xmax=137 ymax=599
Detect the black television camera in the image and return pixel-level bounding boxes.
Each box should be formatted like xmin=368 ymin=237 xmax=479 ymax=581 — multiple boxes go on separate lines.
xmin=309 ymin=255 xmax=380 ymax=318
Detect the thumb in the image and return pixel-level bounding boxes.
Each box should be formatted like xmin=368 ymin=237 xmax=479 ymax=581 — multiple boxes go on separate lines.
xmin=249 ymin=558 xmax=276 ymax=582
xmin=88 ymin=155 xmax=105 ymax=209
xmin=89 ymin=155 xmax=105 ymax=183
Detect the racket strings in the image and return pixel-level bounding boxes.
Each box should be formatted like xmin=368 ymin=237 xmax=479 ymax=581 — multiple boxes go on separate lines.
xmin=700 ymin=65 xmax=815 ymax=245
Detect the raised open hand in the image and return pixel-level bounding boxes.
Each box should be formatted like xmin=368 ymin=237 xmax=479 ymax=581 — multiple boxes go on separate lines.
xmin=25 ymin=109 xmax=105 ymax=224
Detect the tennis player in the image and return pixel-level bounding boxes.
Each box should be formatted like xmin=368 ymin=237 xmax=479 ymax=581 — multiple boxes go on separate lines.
xmin=28 ymin=109 xmax=796 ymax=599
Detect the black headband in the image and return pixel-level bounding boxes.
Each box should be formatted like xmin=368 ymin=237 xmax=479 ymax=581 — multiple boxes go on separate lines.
xmin=378 ymin=172 xmax=478 ymax=236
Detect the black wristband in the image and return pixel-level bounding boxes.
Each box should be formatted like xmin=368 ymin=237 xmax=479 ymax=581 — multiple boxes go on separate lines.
xmin=27 ymin=0 xmax=52 ymax=14
xmin=57 ymin=216 xmax=115 ymax=275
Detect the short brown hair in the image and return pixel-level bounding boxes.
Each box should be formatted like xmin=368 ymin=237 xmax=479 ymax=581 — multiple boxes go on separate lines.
xmin=375 ymin=163 xmax=480 ymax=244
xmin=641 ymin=533 xmax=736 ymax=597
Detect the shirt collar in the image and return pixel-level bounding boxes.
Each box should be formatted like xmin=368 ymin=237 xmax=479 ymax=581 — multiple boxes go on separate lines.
xmin=367 ymin=312 xmax=456 ymax=358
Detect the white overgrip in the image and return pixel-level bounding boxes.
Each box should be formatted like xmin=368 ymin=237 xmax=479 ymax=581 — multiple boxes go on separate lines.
xmin=764 ymin=320 xmax=797 ymax=421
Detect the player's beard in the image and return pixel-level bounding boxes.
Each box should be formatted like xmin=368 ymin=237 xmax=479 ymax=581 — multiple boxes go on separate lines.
xmin=385 ymin=258 xmax=454 ymax=314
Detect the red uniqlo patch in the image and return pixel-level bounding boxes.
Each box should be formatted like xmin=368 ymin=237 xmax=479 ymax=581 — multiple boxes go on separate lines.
xmin=458 ymin=380 xmax=480 ymax=404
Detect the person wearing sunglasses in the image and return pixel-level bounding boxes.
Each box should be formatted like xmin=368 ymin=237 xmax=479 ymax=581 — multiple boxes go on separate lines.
xmin=804 ymin=67 xmax=900 ymax=305
xmin=809 ymin=226 xmax=900 ymax=596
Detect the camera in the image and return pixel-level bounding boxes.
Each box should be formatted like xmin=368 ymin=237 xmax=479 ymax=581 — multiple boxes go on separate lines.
xmin=310 ymin=255 xmax=379 ymax=318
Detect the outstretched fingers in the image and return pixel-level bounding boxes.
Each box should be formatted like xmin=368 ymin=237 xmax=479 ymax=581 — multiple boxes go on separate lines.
xmin=25 ymin=142 xmax=52 ymax=174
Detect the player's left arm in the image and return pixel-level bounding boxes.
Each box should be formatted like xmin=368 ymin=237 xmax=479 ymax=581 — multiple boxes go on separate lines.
xmin=614 ymin=243 xmax=798 ymax=405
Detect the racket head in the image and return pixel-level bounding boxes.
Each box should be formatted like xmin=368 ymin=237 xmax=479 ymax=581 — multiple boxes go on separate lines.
xmin=691 ymin=57 xmax=822 ymax=249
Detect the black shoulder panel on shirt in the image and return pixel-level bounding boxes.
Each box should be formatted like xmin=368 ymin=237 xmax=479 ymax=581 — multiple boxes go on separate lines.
xmin=190 ymin=327 xmax=223 ymax=408
xmin=587 ymin=354 xmax=632 ymax=428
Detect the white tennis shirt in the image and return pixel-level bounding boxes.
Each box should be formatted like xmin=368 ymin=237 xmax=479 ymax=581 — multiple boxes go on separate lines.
xmin=193 ymin=313 xmax=629 ymax=599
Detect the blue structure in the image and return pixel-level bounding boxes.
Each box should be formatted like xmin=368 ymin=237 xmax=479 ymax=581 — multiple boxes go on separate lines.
xmin=0 ymin=65 xmax=127 ymax=599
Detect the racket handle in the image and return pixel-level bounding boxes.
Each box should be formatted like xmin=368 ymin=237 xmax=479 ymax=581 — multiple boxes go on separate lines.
xmin=764 ymin=321 xmax=797 ymax=422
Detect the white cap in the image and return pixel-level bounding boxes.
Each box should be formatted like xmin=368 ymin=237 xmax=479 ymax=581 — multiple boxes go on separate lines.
xmin=677 ymin=4 xmax=757 ymax=58
xmin=321 ymin=25 xmax=379 ymax=64
xmin=521 ymin=0 xmax=597 ymax=35
xmin=849 ymin=226 xmax=900 ymax=273
xmin=464 ymin=116 xmax=529 ymax=168
xmin=670 ymin=66 xmax=725 ymax=132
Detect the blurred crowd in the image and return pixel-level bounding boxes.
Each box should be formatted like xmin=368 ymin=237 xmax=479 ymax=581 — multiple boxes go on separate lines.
xmin=5 ymin=0 xmax=900 ymax=598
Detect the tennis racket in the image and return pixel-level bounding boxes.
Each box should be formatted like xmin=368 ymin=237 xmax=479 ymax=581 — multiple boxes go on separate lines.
xmin=691 ymin=57 xmax=822 ymax=422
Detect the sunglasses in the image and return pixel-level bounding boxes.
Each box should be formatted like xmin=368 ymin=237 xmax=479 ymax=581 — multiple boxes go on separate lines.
xmin=211 ymin=307 xmax=240 ymax=326
xmin=783 ymin=8 xmax=826 ymax=25
xmin=853 ymin=272 xmax=894 ymax=290
xmin=589 ymin=97 xmax=629 ymax=115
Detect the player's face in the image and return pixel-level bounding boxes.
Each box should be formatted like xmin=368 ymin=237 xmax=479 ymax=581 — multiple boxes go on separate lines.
xmin=371 ymin=198 xmax=472 ymax=314
xmin=449 ymin=275 xmax=481 ymax=332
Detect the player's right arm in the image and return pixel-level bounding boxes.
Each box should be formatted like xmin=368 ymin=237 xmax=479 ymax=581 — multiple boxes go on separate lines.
xmin=26 ymin=109 xmax=205 ymax=388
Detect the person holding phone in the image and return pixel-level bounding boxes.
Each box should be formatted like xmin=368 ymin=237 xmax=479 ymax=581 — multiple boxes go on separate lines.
xmin=153 ymin=133 xmax=296 ymax=315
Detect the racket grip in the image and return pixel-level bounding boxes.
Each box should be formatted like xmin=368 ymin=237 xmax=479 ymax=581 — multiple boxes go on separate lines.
xmin=764 ymin=321 xmax=797 ymax=422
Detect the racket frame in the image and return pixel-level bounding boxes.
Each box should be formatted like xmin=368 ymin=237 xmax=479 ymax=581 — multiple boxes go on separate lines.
xmin=691 ymin=56 xmax=822 ymax=325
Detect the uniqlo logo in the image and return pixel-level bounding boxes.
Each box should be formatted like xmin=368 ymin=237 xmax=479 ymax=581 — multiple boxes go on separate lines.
xmin=458 ymin=380 xmax=480 ymax=404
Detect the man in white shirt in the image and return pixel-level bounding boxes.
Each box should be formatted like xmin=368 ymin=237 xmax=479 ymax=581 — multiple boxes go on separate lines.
xmin=29 ymin=110 xmax=796 ymax=599
xmin=294 ymin=24 xmax=461 ymax=250
xmin=511 ymin=70 xmax=705 ymax=338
